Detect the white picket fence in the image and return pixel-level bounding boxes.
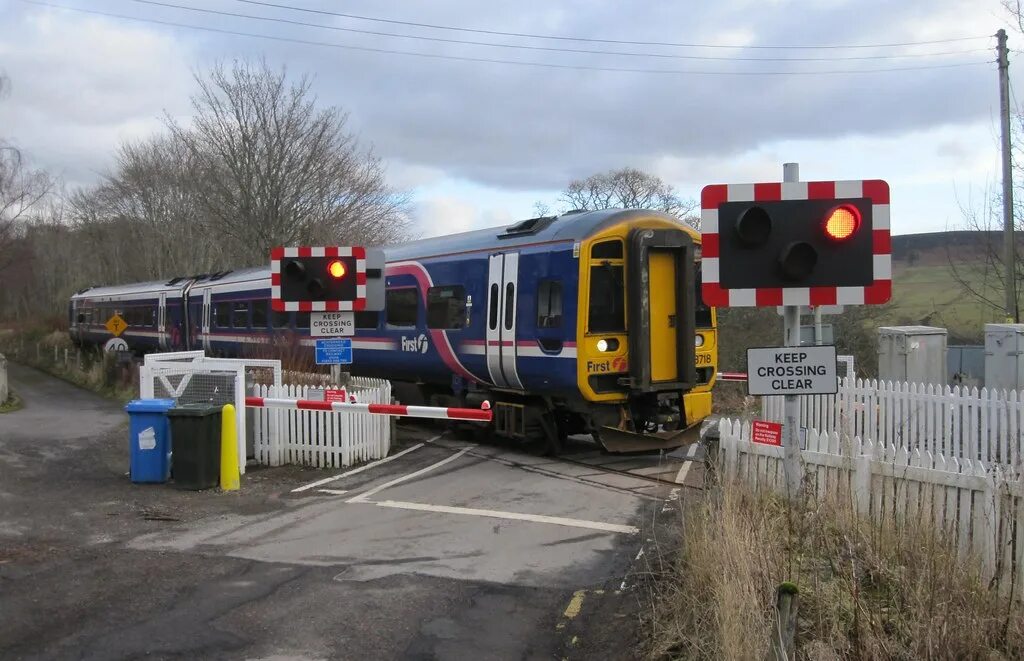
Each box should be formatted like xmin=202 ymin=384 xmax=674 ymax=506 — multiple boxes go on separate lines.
xmin=718 ymin=418 xmax=1024 ymax=596
xmin=251 ymin=379 xmax=392 ymax=468
xmin=763 ymin=378 xmax=1024 ymax=469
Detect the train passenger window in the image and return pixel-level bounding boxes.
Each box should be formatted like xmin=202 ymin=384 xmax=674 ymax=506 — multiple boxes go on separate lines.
xmin=537 ymin=280 xmax=563 ymax=328
xmin=296 ymin=312 xmax=311 ymax=331
xmin=252 ymin=301 xmax=268 ymax=328
xmin=504 ymin=283 xmax=515 ymax=331
xmin=427 ymin=286 xmax=466 ymax=330
xmin=488 ymin=284 xmax=500 ymax=330
xmin=355 ymin=311 xmax=379 ymax=329
xmin=271 ymin=310 xmax=290 ymax=329
xmin=591 ymin=240 xmax=623 ymax=260
xmin=386 ymin=288 xmax=418 ymax=327
xmin=232 ymin=303 xmax=250 ymax=328
xmin=215 ymin=303 xmax=231 ymax=328
xmin=588 ymin=264 xmax=626 ymax=333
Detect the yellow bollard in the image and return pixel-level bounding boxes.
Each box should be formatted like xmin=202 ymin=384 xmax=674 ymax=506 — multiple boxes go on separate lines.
xmin=220 ymin=404 xmax=240 ymax=491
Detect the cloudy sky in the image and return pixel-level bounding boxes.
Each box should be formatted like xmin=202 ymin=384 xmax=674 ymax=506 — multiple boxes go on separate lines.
xmin=0 ymin=0 xmax=1017 ymax=238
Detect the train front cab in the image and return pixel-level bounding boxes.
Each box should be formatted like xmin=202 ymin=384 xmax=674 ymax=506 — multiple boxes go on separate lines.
xmin=577 ymin=215 xmax=717 ymax=452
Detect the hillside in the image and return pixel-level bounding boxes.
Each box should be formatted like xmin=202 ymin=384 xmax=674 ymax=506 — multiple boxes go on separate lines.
xmin=886 ymin=231 xmax=1007 ymax=343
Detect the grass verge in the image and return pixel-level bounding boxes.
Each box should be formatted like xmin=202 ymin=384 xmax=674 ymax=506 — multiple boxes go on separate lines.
xmin=645 ymin=480 xmax=1024 ymax=660
xmin=0 ymin=392 xmax=23 ymax=413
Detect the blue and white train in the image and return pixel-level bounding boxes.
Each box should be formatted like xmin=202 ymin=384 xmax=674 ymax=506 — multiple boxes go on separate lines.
xmin=71 ymin=209 xmax=718 ymax=452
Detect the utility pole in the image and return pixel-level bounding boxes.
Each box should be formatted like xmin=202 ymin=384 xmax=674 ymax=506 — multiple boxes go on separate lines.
xmin=998 ymin=28 xmax=1018 ymax=323
xmin=781 ymin=162 xmax=803 ymax=498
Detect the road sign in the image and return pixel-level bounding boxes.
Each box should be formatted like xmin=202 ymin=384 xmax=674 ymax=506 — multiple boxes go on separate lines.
xmin=751 ymin=420 xmax=783 ymax=446
xmin=746 ymin=345 xmax=838 ymax=396
xmin=310 ymin=311 xmax=354 ymax=337
xmin=315 ymin=338 xmax=353 ymax=365
xmin=105 ymin=314 xmax=127 ymax=337
xmin=103 ymin=337 xmax=128 ymax=352
xmin=324 ymin=388 xmax=349 ymax=403
xmin=700 ymin=179 xmax=891 ymax=307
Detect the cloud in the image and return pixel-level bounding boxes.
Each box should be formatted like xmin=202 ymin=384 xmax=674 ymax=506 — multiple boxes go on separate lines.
xmin=413 ymin=194 xmax=515 ymax=237
xmin=0 ymin=5 xmax=195 ymax=185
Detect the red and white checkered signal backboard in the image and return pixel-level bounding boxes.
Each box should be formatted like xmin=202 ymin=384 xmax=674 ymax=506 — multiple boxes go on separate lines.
xmin=270 ymin=246 xmax=367 ymax=312
xmin=700 ymin=179 xmax=891 ymax=307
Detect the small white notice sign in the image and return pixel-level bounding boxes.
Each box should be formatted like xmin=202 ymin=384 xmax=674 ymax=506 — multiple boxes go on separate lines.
xmin=746 ymin=345 xmax=838 ymax=396
xmin=138 ymin=427 xmax=156 ymax=450
xmin=310 ymin=311 xmax=354 ymax=337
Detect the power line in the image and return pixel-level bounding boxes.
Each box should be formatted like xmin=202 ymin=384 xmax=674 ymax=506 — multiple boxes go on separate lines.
xmin=127 ymin=0 xmax=990 ymax=62
xmin=233 ymin=0 xmax=993 ymax=51
xmin=21 ymin=1 xmax=995 ymax=76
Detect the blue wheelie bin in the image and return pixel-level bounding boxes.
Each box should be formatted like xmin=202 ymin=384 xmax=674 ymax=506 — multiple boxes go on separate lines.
xmin=125 ymin=399 xmax=176 ymax=483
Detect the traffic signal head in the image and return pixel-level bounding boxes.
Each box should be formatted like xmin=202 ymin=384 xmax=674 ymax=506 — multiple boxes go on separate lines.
xmin=280 ymin=255 xmax=357 ymax=301
xmin=716 ymin=197 xmax=873 ymax=289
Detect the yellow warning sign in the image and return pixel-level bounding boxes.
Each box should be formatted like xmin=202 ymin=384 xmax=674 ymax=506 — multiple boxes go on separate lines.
xmin=105 ymin=314 xmax=128 ymax=337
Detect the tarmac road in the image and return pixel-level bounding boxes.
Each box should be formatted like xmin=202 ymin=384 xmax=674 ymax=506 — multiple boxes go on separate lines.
xmin=0 ymin=364 xmax=675 ymax=660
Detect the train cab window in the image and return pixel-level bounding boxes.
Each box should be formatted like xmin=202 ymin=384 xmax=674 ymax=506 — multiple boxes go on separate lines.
xmin=537 ymin=280 xmax=563 ymax=328
xmin=232 ymin=303 xmax=250 ymax=328
xmin=386 ymin=288 xmax=418 ymax=327
xmin=591 ymin=240 xmax=623 ymax=260
xmin=252 ymin=300 xmax=268 ymax=329
xmin=355 ymin=311 xmax=379 ymax=329
xmin=214 ymin=302 xmax=231 ymax=328
xmin=271 ymin=310 xmax=290 ymax=329
xmin=296 ymin=312 xmax=311 ymax=331
xmin=694 ymin=272 xmax=712 ymax=328
xmin=427 ymin=286 xmax=466 ymax=329
xmin=488 ymin=284 xmax=500 ymax=330
xmin=589 ymin=240 xmax=625 ymax=334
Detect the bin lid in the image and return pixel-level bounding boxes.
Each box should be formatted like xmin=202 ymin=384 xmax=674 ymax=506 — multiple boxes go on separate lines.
xmin=125 ymin=398 xmax=177 ymax=414
xmin=168 ymin=403 xmax=225 ymax=417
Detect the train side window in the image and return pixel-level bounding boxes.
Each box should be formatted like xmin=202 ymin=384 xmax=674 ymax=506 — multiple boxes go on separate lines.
xmin=537 ymin=280 xmax=563 ymax=328
xmin=271 ymin=310 xmax=290 ymax=329
xmin=215 ymin=302 xmax=231 ymax=328
xmin=591 ymin=240 xmax=623 ymax=260
xmin=355 ymin=311 xmax=379 ymax=329
xmin=252 ymin=300 xmax=268 ymax=328
xmin=504 ymin=283 xmax=515 ymax=331
xmin=386 ymin=288 xmax=418 ymax=327
xmin=232 ymin=302 xmax=250 ymax=328
xmin=427 ymin=285 xmax=466 ymax=330
xmin=296 ymin=312 xmax=311 ymax=331
xmin=488 ymin=283 xmax=499 ymax=330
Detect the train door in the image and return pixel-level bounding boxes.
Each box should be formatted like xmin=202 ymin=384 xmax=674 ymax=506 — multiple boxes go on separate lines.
xmin=648 ymin=251 xmax=678 ymax=382
xmin=201 ymin=288 xmax=212 ymax=352
xmin=485 ymin=253 xmax=524 ymax=389
xmin=157 ymin=293 xmax=167 ymax=350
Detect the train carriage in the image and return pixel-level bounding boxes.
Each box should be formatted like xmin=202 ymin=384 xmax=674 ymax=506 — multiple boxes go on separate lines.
xmin=70 ymin=209 xmax=718 ymax=453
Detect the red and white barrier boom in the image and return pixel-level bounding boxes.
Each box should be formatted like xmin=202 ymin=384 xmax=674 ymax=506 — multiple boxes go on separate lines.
xmin=716 ymin=372 xmax=749 ymax=382
xmin=245 ymin=396 xmax=493 ymax=422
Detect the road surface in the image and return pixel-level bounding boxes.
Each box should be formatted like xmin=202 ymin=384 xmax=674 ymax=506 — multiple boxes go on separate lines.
xmin=0 ymin=364 xmax=683 ymax=660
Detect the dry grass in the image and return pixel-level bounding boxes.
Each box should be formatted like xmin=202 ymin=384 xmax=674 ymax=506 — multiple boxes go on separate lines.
xmin=646 ymin=481 xmax=1024 ymax=660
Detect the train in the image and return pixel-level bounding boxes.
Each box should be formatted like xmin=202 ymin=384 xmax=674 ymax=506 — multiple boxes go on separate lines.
xmin=70 ymin=209 xmax=718 ymax=453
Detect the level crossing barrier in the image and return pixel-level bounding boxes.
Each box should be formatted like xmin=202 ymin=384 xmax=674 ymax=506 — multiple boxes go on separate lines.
xmin=245 ymin=395 xmax=493 ymax=422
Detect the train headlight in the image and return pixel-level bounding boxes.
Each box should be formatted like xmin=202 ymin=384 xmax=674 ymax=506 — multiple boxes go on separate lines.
xmin=695 ymin=334 xmax=705 ymax=348
xmin=596 ymin=338 xmax=619 ymax=352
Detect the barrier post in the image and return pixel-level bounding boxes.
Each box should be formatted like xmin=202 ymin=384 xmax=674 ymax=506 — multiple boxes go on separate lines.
xmin=220 ymin=403 xmax=240 ymax=491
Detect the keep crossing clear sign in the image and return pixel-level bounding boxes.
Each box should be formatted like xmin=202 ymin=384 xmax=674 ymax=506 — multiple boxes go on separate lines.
xmin=310 ymin=311 xmax=354 ymax=337
xmin=746 ymin=345 xmax=838 ymax=396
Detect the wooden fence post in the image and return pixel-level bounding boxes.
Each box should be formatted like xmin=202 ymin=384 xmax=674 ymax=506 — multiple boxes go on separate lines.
xmin=978 ymin=462 xmax=997 ymax=581
xmin=702 ymin=422 xmax=721 ymax=489
xmin=767 ymin=582 xmax=799 ymax=661
xmin=853 ymin=438 xmax=872 ymax=516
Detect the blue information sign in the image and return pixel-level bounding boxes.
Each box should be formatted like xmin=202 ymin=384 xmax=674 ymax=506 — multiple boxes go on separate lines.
xmin=315 ymin=338 xmax=353 ymax=365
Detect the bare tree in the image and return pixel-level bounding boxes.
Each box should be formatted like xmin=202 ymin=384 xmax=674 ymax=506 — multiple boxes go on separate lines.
xmin=0 ymin=145 xmax=53 ymax=274
xmin=560 ymin=167 xmax=699 ymax=226
xmin=167 ymin=59 xmax=410 ymax=264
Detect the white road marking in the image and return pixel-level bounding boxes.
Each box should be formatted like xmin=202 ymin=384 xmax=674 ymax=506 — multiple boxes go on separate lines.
xmin=371 ymin=500 xmax=640 ymax=535
xmin=347 ymin=445 xmax=475 ymax=503
xmin=661 ymin=487 xmax=681 ymax=512
xmin=316 ymin=489 xmax=349 ymax=496
xmin=634 ymin=546 xmax=645 ymax=560
xmin=674 ymin=461 xmax=693 ymax=485
xmin=291 ymin=439 xmax=436 ymax=493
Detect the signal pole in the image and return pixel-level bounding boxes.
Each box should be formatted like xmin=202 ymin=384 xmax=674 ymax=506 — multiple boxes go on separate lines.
xmin=998 ymin=28 xmax=1018 ymax=322
xmin=782 ymin=162 xmax=803 ymax=498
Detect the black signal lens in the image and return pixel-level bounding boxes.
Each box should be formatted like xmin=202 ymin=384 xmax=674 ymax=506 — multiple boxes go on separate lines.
xmin=735 ymin=206 xmax=772 ymax=246
xmin=306 ymin=278 xmax=325 ymax=298
xmin=284 ymin=259 xmax=306 ymax=280
xmin=778 ymin=242 xmax=818 ymax=281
